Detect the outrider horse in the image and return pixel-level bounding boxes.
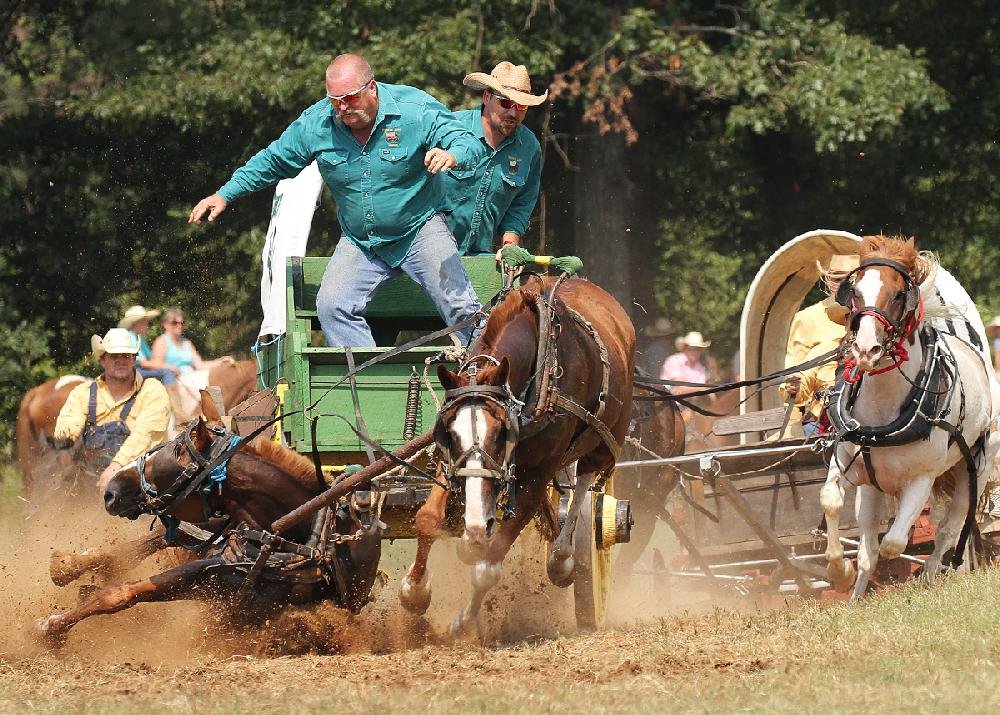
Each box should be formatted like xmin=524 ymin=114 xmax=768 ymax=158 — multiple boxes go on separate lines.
xmin=37 ymin=393 xmax=382 ymax=646
xmin=821 ymin=235 xmax=1000 ymax=600
xmin=15 ymin=359 xmax=259 ymax=502
xmin=399 ymin=274 xmax=635 ymax=634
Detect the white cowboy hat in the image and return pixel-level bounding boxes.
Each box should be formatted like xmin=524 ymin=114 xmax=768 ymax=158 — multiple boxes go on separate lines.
xmin=118 ymin=305 xmax=161 ymax=329
xmin=463 ymin=61 xmax=548 ymax=107
xmin=91 ymin=328 xmax=139 ymax=359
xmin=680 ymin=331 xmax=711 ymax=349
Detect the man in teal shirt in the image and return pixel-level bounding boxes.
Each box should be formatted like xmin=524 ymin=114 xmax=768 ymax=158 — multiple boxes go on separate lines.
xmin=441 ymin=62 xmax=546 ymax=256
xmin=189 ymin=53 xmax=487 ymax=347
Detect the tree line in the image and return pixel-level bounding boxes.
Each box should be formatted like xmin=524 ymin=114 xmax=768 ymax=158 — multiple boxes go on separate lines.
xmin=1 ymin=0 xmax=997 ymax=448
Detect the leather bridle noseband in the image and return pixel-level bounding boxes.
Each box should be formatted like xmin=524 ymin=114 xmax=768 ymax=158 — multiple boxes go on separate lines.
xmin=134 ymin=419 xmax=242 ymax=519
xmin=837 ymin=257 xmax=924 ymax=382
xmin=436 ymin=358 xmax=521 ymax=510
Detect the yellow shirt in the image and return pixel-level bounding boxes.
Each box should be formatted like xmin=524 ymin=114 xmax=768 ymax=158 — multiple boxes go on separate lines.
xmin=54 ymin=372 xmax=170 ymax=466
xmin=781 ymin=297 xmax=847 ymax=418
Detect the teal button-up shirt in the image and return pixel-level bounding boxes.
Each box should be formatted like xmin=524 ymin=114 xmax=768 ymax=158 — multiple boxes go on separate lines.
xmin=440 ymin=108 xmax=542 ymax=255
xmin=218 ymin=83 xmax=486 ymax=267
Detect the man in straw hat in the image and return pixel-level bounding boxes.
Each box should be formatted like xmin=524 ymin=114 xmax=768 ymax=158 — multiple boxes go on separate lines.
xmin=54 ymin=328 xmax=170 ymax=489
xmin=189 ymin=53 xmax=488 ymax=348
xmin=441 ymin=61 xmax=546 ymax=257
xmin=660 ymin=331 xmax=712 ymax=392
xmin=780 ymin=253 xmax=860 ymax=434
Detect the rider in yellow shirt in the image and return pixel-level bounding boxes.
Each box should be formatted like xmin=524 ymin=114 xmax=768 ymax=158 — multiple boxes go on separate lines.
xmin=54 ymin=328 xmax=171 ymax=490
xmin=781 ymin=254 xmax=858 ymax=433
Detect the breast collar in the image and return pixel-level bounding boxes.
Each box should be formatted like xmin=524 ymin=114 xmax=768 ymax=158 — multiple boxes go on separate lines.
xmin=825 ymin=326 xmax=957 ymax=448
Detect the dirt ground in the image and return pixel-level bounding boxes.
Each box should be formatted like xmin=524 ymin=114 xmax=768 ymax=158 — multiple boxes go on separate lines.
xmin=0 ymin=478 xmax=733 ymax=712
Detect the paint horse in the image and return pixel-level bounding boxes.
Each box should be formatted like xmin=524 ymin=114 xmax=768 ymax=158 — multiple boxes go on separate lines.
xmin=820 ymin=235 xmax=1000 ymax=600
xmin=37 ymin=393 xmax=382 ymax=646
xmin=399 ymin=274 xmax=635 ymax=634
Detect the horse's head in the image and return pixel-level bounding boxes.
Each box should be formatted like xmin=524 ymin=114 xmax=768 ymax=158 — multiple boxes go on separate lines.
xmin=435 ymin=356 xmax=517 ymax=550
xmin=104 ymin=392 xmax=229 ymax=522
xmin=836 ymin=236 xmax=922 ymax=374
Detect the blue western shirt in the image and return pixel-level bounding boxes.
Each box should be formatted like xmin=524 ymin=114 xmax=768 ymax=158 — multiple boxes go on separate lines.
xmin=440 ymin=107 xmax=542 ymax=255
xmin=217 ymin=83 xmax=487 ymax=267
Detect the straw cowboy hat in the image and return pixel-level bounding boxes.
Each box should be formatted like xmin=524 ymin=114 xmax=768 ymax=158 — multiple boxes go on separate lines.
xmin=643 ymin=317 xmax=675 ymax=338
xmin=463 ymin=61 xmax=548 ymax=106
xmin=817 ymin=253 xmax=860 ymax=280
xmin=118 ymin=305 xmax=161 ymax=330
xmin=679 ymin=331 xmax=712 ymax=349
xmin=91 ymin=328 xmax=140 ymax=360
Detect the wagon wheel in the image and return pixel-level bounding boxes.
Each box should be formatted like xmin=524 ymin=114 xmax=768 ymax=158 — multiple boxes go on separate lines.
xmin=572 ymin=483 xmax=614 ymax=631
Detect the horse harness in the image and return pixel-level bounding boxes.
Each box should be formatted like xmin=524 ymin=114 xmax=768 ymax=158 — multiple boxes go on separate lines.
xmin=437 ymin=279 xmax=620 ymax=499
xmin=825 ymin=257 xmax=992 ymax=567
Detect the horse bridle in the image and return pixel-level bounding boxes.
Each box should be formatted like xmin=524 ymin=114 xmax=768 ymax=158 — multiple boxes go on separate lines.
xmin=134 ymin=419 xmax=242 ymax=517
xmin=836 ymin=257 xmax=924 ymax=381
xmin=436 ymin=357 xmax=520 ymax=495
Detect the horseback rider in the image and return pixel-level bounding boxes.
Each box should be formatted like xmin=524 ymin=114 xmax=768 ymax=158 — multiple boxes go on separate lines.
xmin=780 ymin=253 xmax=859 ymax=435
xmin=53 ymin=328 xmax=171 ymax=489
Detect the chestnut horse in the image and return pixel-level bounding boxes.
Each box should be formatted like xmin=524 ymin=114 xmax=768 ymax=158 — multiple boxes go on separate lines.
xmin=15 ymin=359 xmax=259 ymax=501
xmin=614 ymin=384 xmax=686 ymax=582
xmin=37 ymin=393 xmax=381 ymax=646
xmin=821 ymin=235 xmax=1000 ymax=600
xmin=399 ymin=275 xmax=635 ymax=634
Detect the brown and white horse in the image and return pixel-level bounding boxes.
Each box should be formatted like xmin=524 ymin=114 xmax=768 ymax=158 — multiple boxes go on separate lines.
xmin=398 ymin=275 xmax=635 ymax=634
xmin=821 ymin=236 xmax=1000 ymax=599
xmin=37 ymin=393 xmax=382 ymax=646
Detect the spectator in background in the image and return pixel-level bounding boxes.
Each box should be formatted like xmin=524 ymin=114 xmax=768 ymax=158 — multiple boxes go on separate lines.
xmin=149 ymin=309 xmax=233 ymax=376
xmin=118 ymin=305 xmax=177 ymax=386
xmin=988 ymin=316 xmax=1000 ymax=374
xmin=660 ymin=331 xmax=712 ymax=394
xmin=636 ymin=317 xmax=675 ymax=376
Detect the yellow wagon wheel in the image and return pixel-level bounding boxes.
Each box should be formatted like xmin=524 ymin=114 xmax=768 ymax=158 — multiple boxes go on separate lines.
xmin=547 ymin=477 xmax=632 ymax=632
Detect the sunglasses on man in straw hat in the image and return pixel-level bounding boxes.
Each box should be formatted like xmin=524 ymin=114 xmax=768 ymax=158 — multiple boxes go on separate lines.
xmin=91 ymin=328 xmax=140 ymax=360
xmin=463 ymin=61 xmax=549 ymax=108
xmin=118 ymin=305 xmax=161 ymax=330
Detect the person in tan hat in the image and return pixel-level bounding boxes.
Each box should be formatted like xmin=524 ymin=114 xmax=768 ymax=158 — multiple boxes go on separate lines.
xmin=660 ymin=331 xmax=712 ymax=393
xmin=780 ymin=253 xmax=860 ymax=434
xmin=118 ymin=305 xmax=178 ymax=387
xmin=441 ymin=61 xmax=547 ymax=256
xmin=987 ymin=315 xmax=1000 ymax=373
xmin=53 ymin=328 xmax=170 ymax=490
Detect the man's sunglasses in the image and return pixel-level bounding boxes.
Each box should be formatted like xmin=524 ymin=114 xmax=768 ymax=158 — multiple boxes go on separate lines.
xmin=327 ymin=78 xmax=374 ymax=106
xmin=490 ymin=91 xmax=528 ymax=112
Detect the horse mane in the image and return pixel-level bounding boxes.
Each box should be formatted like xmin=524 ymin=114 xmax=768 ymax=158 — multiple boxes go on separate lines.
xmin=479 ymin=288 xmax=539 ymax=348
xmin=240 ymin=437 xmax=318 ymax=483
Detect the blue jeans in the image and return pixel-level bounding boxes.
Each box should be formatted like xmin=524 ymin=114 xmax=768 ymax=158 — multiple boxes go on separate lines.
xmin=316 ymin=213 xmax=482 ymax=347
xmin=138 ymin=365 xmax=178 ymax=386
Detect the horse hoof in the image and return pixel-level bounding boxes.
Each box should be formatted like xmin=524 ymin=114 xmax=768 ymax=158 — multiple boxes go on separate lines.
xmin=448 ymin=608 xmax=474 ymax=639
xmin=399 ymin=573 xmax=432 ymax=615
xmin=827 ymin=558 xmax=855 ymax=593
xmin=547 ymin=553 xmax=575 ymax=588
xmin=36 ymin=615 xmax=68 ymax=649
xmin=49 ymin=551 xmax=82 ymax=587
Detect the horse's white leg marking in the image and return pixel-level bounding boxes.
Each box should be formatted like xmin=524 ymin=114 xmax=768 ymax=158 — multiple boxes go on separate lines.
xmin=881 ymin=474 xmax=933 ymax=560
xmin=399 ymin=568 xmax=432 ymax=615
xmin=821 ymin=457 xmax=855 ymax=591
xmin=449 ymin=559 xmax=503 ymax=638
xmin=851 ymin=484 xmax=881 ymax=602
xmin=924 ymin=465 xmax=968 ymax=580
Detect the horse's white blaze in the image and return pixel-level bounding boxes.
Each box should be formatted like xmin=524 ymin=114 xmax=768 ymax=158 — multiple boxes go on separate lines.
xmin=454 ymin=404 xmax=494 ymax=540
xmin=853 ymin=268 xmax=884 ymax=356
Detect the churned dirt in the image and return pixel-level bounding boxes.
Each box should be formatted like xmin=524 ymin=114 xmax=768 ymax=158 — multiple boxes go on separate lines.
xmin=0 ymin=470 xmax=751 ymax=712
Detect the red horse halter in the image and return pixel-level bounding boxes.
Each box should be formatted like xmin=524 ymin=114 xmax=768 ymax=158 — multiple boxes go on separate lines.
xmin=836 ymin=257 xmax=924 ymax=383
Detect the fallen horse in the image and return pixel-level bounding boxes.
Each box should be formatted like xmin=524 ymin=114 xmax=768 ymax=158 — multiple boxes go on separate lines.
xmin=37 ymin=393 xmax=382 ymax=647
